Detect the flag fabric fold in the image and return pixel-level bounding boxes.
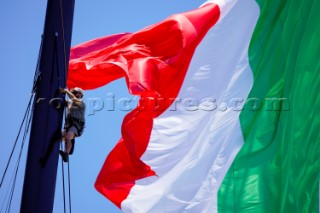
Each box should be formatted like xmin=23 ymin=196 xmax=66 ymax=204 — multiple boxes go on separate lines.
xmin=68 ymin=0 xmax=320 ymax=212
xmin=69 ymin=1 xmax=222 ymax=209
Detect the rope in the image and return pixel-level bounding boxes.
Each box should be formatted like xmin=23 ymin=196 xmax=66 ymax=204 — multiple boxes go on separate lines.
xmin=60 ymin=143 xmax=67 ymax=213
xmin=0 ymin=93 xmax=35 ymax=213
xmin=0 ymin=94 xmax=33 ymax=188
xmin=59 ymin=0 xmax=69 ymax=83
xmin=58 ymin=1 xmax=73 ymax=212
xmin=60 ymin=147 xmax=73 ymax=213
xmin=0 ymin=35 xmax=42 ymax=213
xmin=67 ymin=160 xmax=72 ymax=213
xmin=0 ymin=35 xmax=43 ymax=188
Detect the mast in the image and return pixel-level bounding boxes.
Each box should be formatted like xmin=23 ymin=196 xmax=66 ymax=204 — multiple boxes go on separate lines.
xmin=20 ymin=0 xmax=75 ymax=212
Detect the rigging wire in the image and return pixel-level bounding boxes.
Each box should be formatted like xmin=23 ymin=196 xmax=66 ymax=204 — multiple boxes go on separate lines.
xmin=8 ymin=102 xmax=33 ymax=213
xmin=0 ymin=91 xmax=35 ymax=213
xmin=0 ymin=35 xmax=43 ymax=188
xmin=60 ymin=143 xmax=67 ymax=213
xmin=54 ymin=13 xmax=73 ymax=212
xmin=59 ymin=154 xmax=73 ymax=213
xmin=58 ymin=0 xmax=73 ymax=212
xmin=59 ymin=0 xmax=69 ymax=82
xmin=0 ymin=35 xmax=42 ymax=213
xmin=67 ymin=160 xmax=72 ymax=213
xmin=0 ymin=94 xmax=34 ymax=188
xmin=6 ymin=106 xmax=33 ymax=213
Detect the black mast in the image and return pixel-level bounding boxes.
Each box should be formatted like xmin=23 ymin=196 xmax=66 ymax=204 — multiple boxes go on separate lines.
xmin=20 ymin=0 xmax=75 ymax=212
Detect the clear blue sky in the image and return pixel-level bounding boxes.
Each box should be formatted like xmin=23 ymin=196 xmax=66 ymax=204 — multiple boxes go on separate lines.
xmin=0 ymin=1 xmax=203 ymax=212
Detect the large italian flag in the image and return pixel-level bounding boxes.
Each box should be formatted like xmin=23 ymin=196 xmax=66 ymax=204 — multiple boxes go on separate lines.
xmin=68 ymin=0 xmax=320 ymax=212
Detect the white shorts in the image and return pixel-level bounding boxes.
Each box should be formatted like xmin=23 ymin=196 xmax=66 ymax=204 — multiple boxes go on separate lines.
xmin=62 ymin=126 xmax=81 ymax=138
xmin=68 ymin=126 xmax=79 ymax=137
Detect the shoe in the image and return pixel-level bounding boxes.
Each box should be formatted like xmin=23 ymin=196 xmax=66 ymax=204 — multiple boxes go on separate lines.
xmin=59 ymin=150 xmax=69 ymax=162
xmin=69 ymin=139 xmax=75 ymax=155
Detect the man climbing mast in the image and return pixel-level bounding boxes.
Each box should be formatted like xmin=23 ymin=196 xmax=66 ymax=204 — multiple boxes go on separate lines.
xmin=59 ymin=87 xmax=86 ymax=162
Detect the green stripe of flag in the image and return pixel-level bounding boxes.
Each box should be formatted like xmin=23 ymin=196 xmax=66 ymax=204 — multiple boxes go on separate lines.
xmin=218 ymin=0 xmax=320 ymax=212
